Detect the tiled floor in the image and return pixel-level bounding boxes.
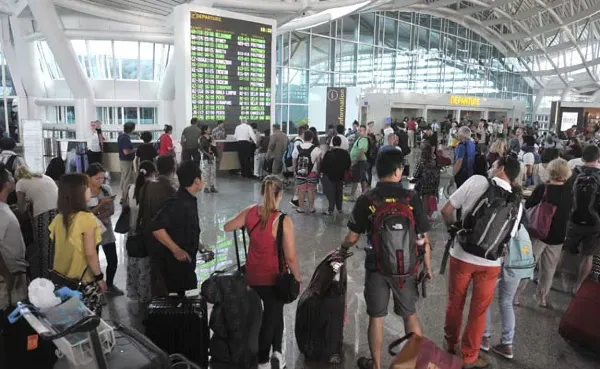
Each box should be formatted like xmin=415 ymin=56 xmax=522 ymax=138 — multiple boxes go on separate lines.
xmin=97 ymin=166 xmax=598 ymax=369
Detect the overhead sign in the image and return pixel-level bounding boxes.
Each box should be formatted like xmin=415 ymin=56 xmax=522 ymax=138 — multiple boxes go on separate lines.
xmin=449 ymin=95 xmax=480 ymax=107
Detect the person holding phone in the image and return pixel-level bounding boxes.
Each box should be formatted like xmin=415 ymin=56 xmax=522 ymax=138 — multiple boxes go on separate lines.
xmin=86 ymin=163 xmax=124 ymax=296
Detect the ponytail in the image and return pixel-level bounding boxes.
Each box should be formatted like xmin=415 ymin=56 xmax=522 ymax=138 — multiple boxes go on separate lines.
xmin=134 ymin=161 xmax=157 ymax=204
xmin=259 ymin=175 xmax=283 ymax=227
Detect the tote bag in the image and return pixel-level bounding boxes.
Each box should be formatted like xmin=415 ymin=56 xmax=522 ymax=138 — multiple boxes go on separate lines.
xmin=526 ymin=185 xmax=556 ymax=239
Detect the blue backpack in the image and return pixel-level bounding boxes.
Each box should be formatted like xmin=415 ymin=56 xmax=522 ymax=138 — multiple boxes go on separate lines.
xmin=504 ymin=225 xmax=535 ymax=279
xmin=153 ymin=138 xmax=161 ymax=152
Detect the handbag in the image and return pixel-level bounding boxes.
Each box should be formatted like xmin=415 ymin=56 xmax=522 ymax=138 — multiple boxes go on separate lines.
xmin=126 ymin=233 xmax=147 ymax=258
xmin=427 ymin=196 xmax=438 ymax=213
xmin=273 ymin=213 xmax=300 ymax=303
xmin=114 ymin=207 xmax=131 ymax=234
xmin=49 ymin=268 xmax=89 ymax=291
xmin=388 ymin=332 xmax=462 ymax=369
xmin=526 ymin=184 xmax=556 ymax=239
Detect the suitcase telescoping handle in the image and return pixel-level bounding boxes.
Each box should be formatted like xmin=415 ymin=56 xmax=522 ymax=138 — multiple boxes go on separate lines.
xmin=233 ymin=228 xmax=248 ymax=271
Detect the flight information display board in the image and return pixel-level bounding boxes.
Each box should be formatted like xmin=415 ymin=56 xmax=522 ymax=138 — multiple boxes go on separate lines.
xmin=190 ymin=12 xmax=272 ymax=124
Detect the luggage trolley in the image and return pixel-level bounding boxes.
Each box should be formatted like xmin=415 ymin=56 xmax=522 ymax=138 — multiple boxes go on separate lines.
xmin=8 ymin=297 xmax=115 ymax=369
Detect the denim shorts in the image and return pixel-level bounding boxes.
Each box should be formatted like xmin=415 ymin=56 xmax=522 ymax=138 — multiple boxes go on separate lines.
xmin=364 ymin=271 xmax=418 ymax=318
xmin=351 ymin=161 xmax=369 ymax=183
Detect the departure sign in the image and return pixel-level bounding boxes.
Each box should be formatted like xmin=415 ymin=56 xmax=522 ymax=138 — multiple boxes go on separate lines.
xmin=190 ymin=12 xmax=272 ymax=123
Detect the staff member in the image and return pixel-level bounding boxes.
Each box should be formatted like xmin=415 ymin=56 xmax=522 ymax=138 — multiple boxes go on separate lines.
xmin=234 ymin=119 xmax=257 ymax=178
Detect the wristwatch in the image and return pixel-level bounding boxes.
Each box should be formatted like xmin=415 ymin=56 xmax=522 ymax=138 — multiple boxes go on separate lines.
xmin=94 ymin=273 xmax=104 ymax=282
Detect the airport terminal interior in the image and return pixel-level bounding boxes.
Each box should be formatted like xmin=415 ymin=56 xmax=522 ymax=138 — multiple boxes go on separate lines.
xmin=1 ymin=0 xmax=600 ymax=368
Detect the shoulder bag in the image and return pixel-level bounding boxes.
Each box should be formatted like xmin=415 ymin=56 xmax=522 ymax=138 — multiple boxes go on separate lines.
xmin=526 ymin=184 xmax=557 ymax=240
xmin=273 ymin=213 xmax=300 ymax=303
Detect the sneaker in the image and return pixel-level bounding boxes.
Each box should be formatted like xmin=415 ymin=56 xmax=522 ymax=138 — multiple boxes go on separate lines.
xmin=204 ymin=188 xmax=210 ymax=193
xmin=480 ymin=336 xmax=490 ymax=352
xmin=106 ymin=285 xmax=125 ymax=296
xmin=323 ymin=209 xmax=334 ymax=215
xmin=271 ymin=351 xmax=286 ymax=369
xmin=210 ymin=187 xmax=218 ymax=193
xmin=462 ymin=356 xmax=490 ymax=369
xmin=491 ymin=343 xmax=513 ymax=359
xmin=289 ymin=199 xmax=299 ymax=208
xmin=356 ymin=357 xmax=373 ymax=369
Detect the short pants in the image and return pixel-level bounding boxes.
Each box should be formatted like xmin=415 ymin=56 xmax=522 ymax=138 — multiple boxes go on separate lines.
xmin=364 ymin=270 xmax=418 ymax=318
xmin=351 ymin=161 xmax=369 ymax=183
xmin=564 ymin=222 xmax=600 ymax=256
xmin=296 ymin=172 xmax=319 ymax=192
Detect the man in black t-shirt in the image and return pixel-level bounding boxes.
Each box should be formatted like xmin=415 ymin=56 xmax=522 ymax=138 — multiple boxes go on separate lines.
xmin=341 ymin=150 xmax=432 ymax=369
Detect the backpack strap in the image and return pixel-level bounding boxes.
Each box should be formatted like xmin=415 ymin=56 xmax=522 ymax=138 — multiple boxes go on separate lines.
xmin=5 ymin=155 xmax=18 ymax=175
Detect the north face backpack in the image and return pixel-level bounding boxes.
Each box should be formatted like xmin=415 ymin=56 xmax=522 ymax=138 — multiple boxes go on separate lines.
xmin=295 ymin=145 xmax=316 ymax=177
xmin=367 ymin=192 xmax=425 ymax=283
xmin=283 ymin=138 xmax=299 ymax=171
xmin=458 ymin=179 xmax=520 ymax=260
xmin=504 ymin=224 xmax=535 ymax=280
xmin=571 ymin=167 xmax=600 ymax=227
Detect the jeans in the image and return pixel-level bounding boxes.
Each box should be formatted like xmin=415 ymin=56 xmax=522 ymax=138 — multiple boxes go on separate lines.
xmin=444 ymin=257 xmax=500 ymax=364
xmin=322 ymin=176 xmax=343 ymax=211
xmin=483 ymin=268 xmax=521 ymax=345
xmin=252 ymin=285 xmax=284 ymax=364
xmin=97 ymin=242 xmax=118 ymax=287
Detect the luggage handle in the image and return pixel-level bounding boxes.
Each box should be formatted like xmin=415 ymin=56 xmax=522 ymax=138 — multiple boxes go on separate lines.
xmin=388 ymin=332 xmax=415 ymax=356
xmin=39 ymin=315 xmax=101 ymax=340
xmin=170 ymin=353 xmax=203 ymax=369
xmin=233 ymin=228 xmax=248 ymax=272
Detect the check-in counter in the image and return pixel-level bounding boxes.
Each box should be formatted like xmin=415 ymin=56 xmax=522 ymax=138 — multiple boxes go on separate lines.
xmin=214 ymin=139 xmax=241 ymax=171
xmin=57 ymin=139 xmax=146 ymax=174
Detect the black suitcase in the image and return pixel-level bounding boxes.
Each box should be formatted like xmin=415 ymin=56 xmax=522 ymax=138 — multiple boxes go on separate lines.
xmin=1 ymin=308 xmax=58 ymax=369
xmin=144 ymin=295 xmax=209 ymax=368
xmin=201 ymin=228 xmax=262 ymax=369
xmin=109 ymin=323 xmax=171 ymax=369
xmin=295 ymin=250 xmax=350 ymax=364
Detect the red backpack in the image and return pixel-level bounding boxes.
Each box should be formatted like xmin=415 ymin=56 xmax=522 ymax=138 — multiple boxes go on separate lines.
xmin=367 ymin=192 xmax=425 ymax=286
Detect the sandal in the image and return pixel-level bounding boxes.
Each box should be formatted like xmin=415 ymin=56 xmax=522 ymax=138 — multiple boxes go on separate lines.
xmin=357 ymin=357 xmax=373 ymax=369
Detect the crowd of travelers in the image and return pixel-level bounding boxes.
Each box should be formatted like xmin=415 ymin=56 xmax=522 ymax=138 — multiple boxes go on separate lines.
xmin=1 ymin=113 xmax=600 ymax=369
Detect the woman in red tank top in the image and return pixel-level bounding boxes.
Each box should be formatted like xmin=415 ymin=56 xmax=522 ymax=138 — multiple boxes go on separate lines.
xmin=224 ymin=176 xmax=301 ymax=369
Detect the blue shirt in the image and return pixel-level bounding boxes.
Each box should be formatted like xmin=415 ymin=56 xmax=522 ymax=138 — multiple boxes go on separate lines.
xmin=454 ymin=140 xmax=475 ymax=176
xmin=118 ymin=133 xmax=135 ymax=161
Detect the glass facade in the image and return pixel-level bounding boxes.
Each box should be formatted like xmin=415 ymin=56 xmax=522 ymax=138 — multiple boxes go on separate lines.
xmin=37 ymin=40 xmax=173 ymax=81
xmin=276 ymin=11 xmax=534 ymax=133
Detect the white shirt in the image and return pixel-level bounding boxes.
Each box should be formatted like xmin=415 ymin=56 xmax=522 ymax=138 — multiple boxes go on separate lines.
xmin=449 ymin=176 xmax=523 ymax=267
xmin=518 ymin=151 xmax=535 ymax=166
xmin=87 ymin=132 xmax=101 ymax=152
xmin=496 ymin=123 xmax=504 ymax=134
xmin=383 ymin=127 xmax=394 ymax=139
xmin=330 ymin=134 xmax=349 ymax=151
xmin=568 ymin=158 xmax=584 ymax=170
xmin=15 ymin=175 xmax=58 ymax=217
xmin=292 ymin=142 xmax=322 ymax=173
xmin=234 ymin=123 xmax=257 ymax=145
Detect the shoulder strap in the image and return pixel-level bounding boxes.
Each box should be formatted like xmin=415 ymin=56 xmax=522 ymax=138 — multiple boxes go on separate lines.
xmin=100 ymin=185 xmax=110 ymax=197
xmin=276 ymin=213 xmax=286 ymax=273
xmin=5 ymin=155 xmax=17 ymax=174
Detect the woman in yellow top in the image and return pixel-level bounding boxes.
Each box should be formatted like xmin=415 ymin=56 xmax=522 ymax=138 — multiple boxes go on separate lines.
xmin=49 ymin=173 xmax=107 ymax=315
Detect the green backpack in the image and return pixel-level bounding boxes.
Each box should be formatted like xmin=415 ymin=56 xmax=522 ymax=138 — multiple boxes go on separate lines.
xmin=504 ymin=225 xmax=536 ymax=279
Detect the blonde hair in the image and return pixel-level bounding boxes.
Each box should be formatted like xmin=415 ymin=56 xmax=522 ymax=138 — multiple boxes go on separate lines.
xmin=457 ymin=126 xmax=471 ymax=141
xmin=546 ymin=158 xmax=571 ymax=182
xmin=259 ymin=175 xmax=283 ymax=226
xmin=489 ymin=139 xmax=507 ymax=155
xmin=15 ymin=165 xmax=42 ymax=181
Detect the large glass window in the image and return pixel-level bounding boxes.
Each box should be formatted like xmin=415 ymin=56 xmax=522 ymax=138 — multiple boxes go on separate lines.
xmin=114 ymin=41 xmax=139 ymax=80
xmin=274 ymin=11 xmax=533 ymax=133
xmin=87 ymin=40 xmax=113 ymax=79
xmin=139 ymin=42 xmax=154 ymax=81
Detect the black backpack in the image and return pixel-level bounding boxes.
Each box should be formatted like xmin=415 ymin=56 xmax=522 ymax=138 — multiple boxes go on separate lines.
xmin=295 ymin=145 xmax=316 ymax=177
xmin=458 ymin=179 xmax=520 ymax=260
xmin=571 ymin=167 xmax=600 ymax=226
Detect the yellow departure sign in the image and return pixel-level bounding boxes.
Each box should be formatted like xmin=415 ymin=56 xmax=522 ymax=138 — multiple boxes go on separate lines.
xmin=449 ymin=95 xmax=480 ymax=106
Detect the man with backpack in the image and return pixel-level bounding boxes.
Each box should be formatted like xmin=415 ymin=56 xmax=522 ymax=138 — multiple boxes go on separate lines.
xmin=341 ymin=149 xmax=432 ymax=369
xmin=564 ymin=144 xmax=600 ymax=293
xmin=292 ymin=130 xmax=321 ymax=213
xmin=349 ymin=125 xmax=370 ymax=200
xmin=440 ymin=155 xmax=522 ymax=369
xmin=453 ymin=126 xmax=476 ymax=191
xmin=289 ymin=125 xmax=307 ymax=207
xmin=0 ymin=138 xmax=26 ymax=176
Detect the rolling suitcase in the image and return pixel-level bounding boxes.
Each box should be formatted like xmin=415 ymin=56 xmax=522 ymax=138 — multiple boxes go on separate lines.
xmin=295 ymin=250 xmax=351 ymax=364
xmin=144 ymin=295 xmax=209 ymax=368
xmin=558 ymin=278 xmax=600 ymax=354
xmin=201 ymin=228 xmax=262 ymax=369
